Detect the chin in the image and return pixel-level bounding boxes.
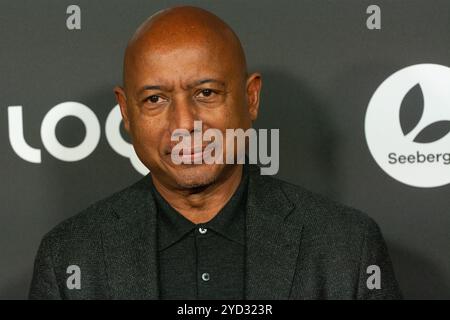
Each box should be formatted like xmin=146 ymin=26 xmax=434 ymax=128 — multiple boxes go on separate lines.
xmin=170 ymin=163 xmax=223 ymax=189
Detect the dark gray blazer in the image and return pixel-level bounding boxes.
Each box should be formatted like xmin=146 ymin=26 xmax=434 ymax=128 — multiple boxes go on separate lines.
xmin=29 ymin=165 xmax=402 ymax=299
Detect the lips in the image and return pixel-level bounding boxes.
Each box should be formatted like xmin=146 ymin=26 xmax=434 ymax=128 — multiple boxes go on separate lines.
xmin=165 ymin=142 xmax=219 ymax=164
xmin=167 ymin=143 xmax=213 ymax=155
xmin=182 ymin=145 xmax=205 ymax=155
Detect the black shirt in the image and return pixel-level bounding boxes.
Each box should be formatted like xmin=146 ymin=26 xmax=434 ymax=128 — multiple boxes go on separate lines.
xmin=153 ymin=170 xmax=248 ymax=300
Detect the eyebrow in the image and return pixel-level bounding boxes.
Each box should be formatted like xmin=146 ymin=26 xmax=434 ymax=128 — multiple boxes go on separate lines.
xmin=189 ymin=79 xmax=226 ymax=88
xmin=138 ymin=84 xmax=171 ymax=94
xmin=137 ymin=78 xmax=226 ymax=95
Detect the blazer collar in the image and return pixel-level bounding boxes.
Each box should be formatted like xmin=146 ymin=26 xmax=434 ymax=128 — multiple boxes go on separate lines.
xmin=101 ymin=175 xmax=160 ymax=299
xmin=102 ymin=164 xmax=303 ymax=299
xmin=245 ymin=165 xmax=303 ymax=299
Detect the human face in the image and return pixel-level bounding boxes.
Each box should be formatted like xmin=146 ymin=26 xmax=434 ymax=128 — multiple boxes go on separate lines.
xmin=115 ymin=41 xmax=261 ymax=190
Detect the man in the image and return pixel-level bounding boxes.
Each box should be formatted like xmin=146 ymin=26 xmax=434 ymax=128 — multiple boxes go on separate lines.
xmin=29 ymin=6 xmax=401 ymax=299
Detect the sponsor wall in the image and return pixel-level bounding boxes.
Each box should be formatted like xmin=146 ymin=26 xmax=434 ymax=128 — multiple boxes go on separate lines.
xmin=1 ymin=0 xmax=449 ymax=299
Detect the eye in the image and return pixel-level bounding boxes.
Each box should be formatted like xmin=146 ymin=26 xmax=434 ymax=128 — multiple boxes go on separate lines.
xmin=197 ymin=89 xmax=215 ymax=98
xmin=146 ymin=95 xmax=164 ymax=103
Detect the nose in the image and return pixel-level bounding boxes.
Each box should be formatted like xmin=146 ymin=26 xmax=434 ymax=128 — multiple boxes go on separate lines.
xmin=168 ymin=95 xmax=199 ymax=135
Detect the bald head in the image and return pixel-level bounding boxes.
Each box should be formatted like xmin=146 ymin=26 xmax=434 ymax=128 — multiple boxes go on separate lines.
xmin=114 ymin=6 xmax=261 ymax=191
xmin=123 ymin=6 xmax=248 ymax=89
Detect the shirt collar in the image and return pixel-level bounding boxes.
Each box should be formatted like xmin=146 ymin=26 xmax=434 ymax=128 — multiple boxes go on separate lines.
xmin=154 ymin=166 xmax=249 ymax=251
xmin=153 ymin=188 xmax=196 ymax=251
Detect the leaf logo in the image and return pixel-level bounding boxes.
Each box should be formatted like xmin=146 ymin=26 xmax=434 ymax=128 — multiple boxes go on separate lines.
xmin=366 ymin=63 xmax=450 ymax=188
xmin=400 ymin=83 xmax=450 ymax=143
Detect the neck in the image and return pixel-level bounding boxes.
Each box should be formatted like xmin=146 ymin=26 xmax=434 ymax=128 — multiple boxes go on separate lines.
xmin=151 ymin=165 xmax=243 ymax=224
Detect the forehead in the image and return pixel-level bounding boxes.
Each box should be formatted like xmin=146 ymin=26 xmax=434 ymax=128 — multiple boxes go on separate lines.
xmin=145 ymin=46 xmax=224 ymax=72
xmin=124 ymin=32 xmax=243 ymax=89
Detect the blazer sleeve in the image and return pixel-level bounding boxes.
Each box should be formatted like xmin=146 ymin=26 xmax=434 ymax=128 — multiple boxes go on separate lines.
xmin=356 ymin=217 xmax=403 ymax=299
xmin=29 ymin=235 xmax=62 ymax=300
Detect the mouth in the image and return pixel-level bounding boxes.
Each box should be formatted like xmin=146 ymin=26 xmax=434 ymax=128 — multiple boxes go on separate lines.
xmin=165 ymin=142 xmax=217 ymax=163
xmin=180 ymin=148 xmax=205 ymax=162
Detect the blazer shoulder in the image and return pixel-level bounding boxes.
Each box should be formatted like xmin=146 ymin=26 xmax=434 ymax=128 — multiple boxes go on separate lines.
xmin=41 ymin=176 xmax=149 ymax=243
xmin=265 ymin=175 xmax=377 ymax=236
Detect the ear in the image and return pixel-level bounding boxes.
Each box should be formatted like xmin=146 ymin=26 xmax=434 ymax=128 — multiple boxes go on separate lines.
xmin=114 ymin=86 xmax=131 ymax=132
xmin=246 ymin=73 xmax=262 ymax=121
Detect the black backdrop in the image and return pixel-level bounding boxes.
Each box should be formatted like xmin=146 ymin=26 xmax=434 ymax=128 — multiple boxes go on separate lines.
xmin=1 ymin=0 xmax=449 ymax=299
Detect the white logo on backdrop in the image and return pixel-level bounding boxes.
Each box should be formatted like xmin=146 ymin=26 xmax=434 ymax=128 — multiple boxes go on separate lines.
xmin=365 ymin=64 xmax=450 ymax=188
xmin=8 ymin=103 xmax=149 ymax=175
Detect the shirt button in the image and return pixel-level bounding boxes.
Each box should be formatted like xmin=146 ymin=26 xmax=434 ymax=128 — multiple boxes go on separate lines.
xmin=201 ymin=272 xmax=210 ymax=282
xmin=198 ymin=227 xmax=208 ymax=234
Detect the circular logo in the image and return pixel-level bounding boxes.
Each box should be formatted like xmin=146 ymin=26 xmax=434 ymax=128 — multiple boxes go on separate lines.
xmin=365 ymin=64 xmax=450 ymax=188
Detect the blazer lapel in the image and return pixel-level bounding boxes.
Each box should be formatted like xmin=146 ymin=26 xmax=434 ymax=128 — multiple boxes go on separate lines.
xmin=101 ymin=175 xmax=159 ymax=299
xmin=245 ymin=166 xmax=303 ymax=299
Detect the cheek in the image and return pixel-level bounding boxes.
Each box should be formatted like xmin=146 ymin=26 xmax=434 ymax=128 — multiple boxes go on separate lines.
xmin=227 ymin=93 xmax=252 ymax=127
xmin=130 ymin=115 xmax=166 ymax=151
xmin=202 ymin=99 xmax=249 ymax=131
